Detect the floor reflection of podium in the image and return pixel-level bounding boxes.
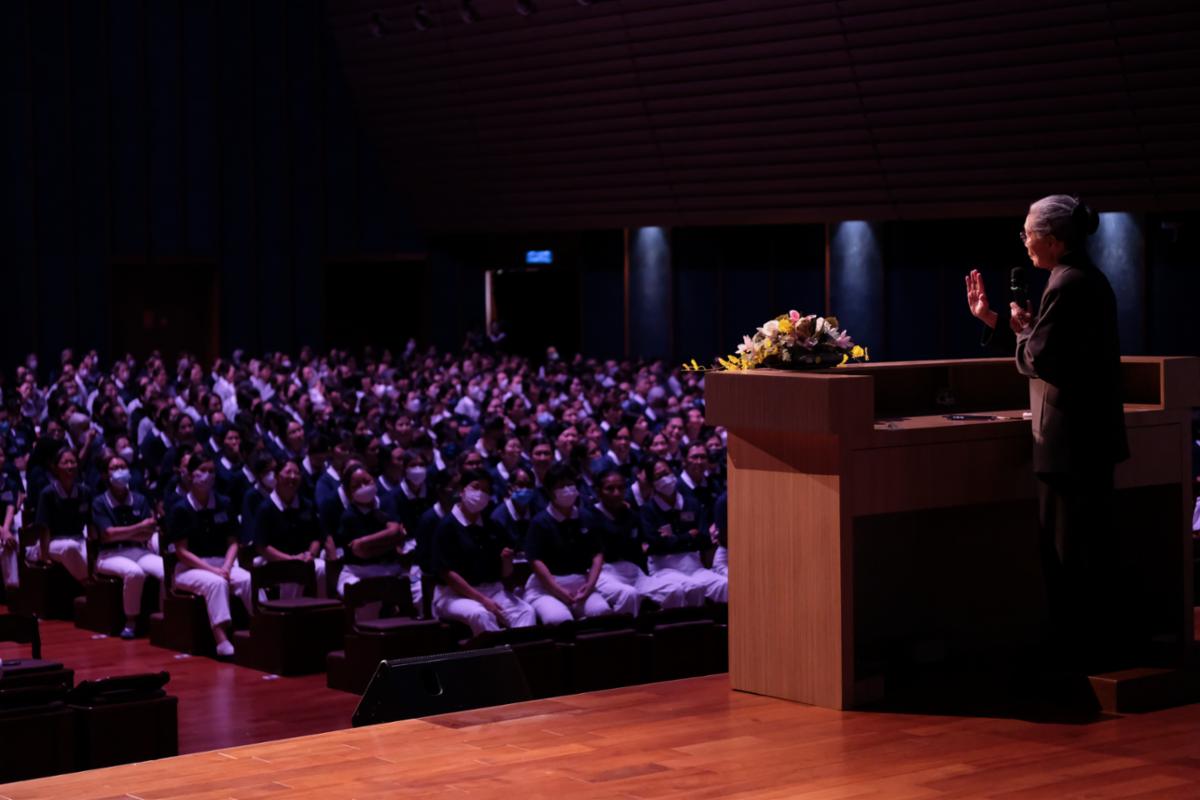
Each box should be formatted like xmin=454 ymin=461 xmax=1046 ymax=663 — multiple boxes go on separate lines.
xmin=706 ymin=357 xmax=1200 ymax=710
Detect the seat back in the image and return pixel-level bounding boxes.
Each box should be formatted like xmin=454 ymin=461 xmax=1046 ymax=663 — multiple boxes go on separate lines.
xmin=343 ymin=575 xmax=415 ymax=630
xmin=250 ymin=560 xmax=318 ymax=612
xmin=0 ymin=613 xmax=41 ymax=659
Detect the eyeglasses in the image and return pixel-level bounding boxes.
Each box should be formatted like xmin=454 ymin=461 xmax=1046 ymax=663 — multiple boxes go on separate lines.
xmin=1018 ymin=231 xmax=1029 ymax=244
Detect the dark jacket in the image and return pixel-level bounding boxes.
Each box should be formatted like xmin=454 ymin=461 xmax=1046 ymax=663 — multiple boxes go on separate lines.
xmin=989 ymin=252 xmax=1129 ymax=474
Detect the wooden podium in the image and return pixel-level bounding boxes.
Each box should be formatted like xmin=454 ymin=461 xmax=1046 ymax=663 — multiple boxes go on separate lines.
xmin=706 ymin=356 xmax=1200 ymax=710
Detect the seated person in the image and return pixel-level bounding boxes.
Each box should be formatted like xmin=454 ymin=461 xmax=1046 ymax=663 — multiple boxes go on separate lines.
xmin=255 ymin=459 xmax=327 ymax=597
xmin=32 ymin=446 xmax=92 ymax=584
xmin=92 ymin=454 xmax=164 ymax=638
xmin=239 ymin=452 xmax=277 ymax=552
xmin=334 ymin=464 xmax=406 ymax=598
xmin=640 ymin=457 xmax=727 ymax=604
xmin=489 ymin=466 xmax=537 ymax=550
xmin=0 ymin=448 xmax=20 ymax=592
xmin=585 ymin=468 xmax=698 ymax=615
xmin=711 ymin=491 xmax=728 ymax=576
xmin=524 ymin=463 xmax=616 ymax=624
xmin=170 ymin=453 xmax=252 ymax=658
xmin=431 ymin=469 xmax=536 ymax=635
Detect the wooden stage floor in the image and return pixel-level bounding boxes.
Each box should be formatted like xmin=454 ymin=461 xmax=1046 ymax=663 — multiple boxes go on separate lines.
xmin=8 ymin=671 xmax=1200 ymax=799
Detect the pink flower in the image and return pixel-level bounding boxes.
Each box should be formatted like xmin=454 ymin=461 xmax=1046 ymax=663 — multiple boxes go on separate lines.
xmin=788 ymin=310 xmax=801 ymax=324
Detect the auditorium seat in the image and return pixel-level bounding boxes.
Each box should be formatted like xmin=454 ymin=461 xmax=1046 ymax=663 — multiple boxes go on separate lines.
xmin=463 ymin=626 xmax=564 ymax=699
xmin=326 ymin=573 xmax=448 ymax=694
xmin=555 ymin=615 xmax=641 ymax=693
xmin=72 ymin=540 xmax=159 ymax=637
xmin=15 ymin=524 xmax=81 ymax=621
xmin=68 ymin=672 xmax=178 ymax=769
xmin=638 ymin=619 xmax=717 ymax=682
xmin=149 ymin=552 xmax=216 ymax=657
xmin=233 ymin=560 xmax=343 ymax=676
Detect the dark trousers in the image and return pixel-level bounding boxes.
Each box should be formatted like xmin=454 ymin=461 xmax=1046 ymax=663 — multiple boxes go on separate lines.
xmin=1036 ymin=468 xmax=1130 ymax=663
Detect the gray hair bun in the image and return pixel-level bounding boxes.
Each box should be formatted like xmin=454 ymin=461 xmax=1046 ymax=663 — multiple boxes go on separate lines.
xmin=1070 ymin=197 xmax=1100 ymax=236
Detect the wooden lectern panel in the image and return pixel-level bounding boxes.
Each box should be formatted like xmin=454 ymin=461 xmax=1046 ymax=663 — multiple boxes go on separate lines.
xmin=707 ymin=357 xmax=1199 ymax=710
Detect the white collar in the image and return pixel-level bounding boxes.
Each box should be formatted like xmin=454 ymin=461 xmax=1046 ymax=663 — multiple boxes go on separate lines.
xmin=652 ymin=491 xmax=684 ymax=512
xmin=337 ymin=485 xmax=351 ymax=509
xmin=325 ymin=464 xmax=340 ymax=482
xmin=220 ymin=456 xmax=235 ymax=471
xmin=302 ymin=455 xmax=316 ymax=474
xmin=681 ymin=470 xmax=703 ymax=490
xmin=242 ymin=465 xmax=256 ymax=483
xmin=378 ymin=475 xmax=399 ymax=494
xmin=451 ymin=503 xmax=482 ymax=528
xmin=631 ymin=482 xmax=646 ymax=506
xmin=496 ymin=461 xmax=512 ymax=481
xmin=432 ymin=501 xmax=448 ymax=518
xmin=187 ymin=491 xmax=216 ymax=511
xmin=270 ymin=490 xmax=299 ymax=511
xmin=548 ymin=503 xmax=578 ymax=522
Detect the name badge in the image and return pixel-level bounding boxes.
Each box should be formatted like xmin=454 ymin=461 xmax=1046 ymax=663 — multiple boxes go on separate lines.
xmin=681 ymin=511 xmax=695 ymax=523
xmin=214 ymin=512 xmax=229 ymax=525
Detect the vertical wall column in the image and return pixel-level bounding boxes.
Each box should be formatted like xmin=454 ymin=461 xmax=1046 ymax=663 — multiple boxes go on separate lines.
xmin=829 ymin=221 xmax=885 ymax=359
xmin=1088 ymin=212 xmax=1146 ymax=354
xmin=627 ymin=226 xmax=673 ymax=359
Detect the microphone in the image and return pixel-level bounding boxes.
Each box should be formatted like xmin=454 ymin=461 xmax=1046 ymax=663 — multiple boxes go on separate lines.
xmin=1009 ymin=267 xmax=1029 ymax=310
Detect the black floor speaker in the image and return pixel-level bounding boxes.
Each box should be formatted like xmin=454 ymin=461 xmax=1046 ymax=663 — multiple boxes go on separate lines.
xmin=351 ymin=644 xmax=532 ymax=727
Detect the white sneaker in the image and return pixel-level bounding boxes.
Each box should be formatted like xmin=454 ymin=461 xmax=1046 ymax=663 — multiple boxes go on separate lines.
xmin=215 ymin=640 xmax=235 ymax=658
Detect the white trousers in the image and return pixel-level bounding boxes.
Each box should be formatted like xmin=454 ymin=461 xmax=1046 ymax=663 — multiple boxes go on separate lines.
xmin=175 ymin=557 xmax=252 ymax=628
xmin=432 ymin=581 xmax=537 ymax=636
xmin=97 ymin=547 xmax=165 ymax=615
xmin=712 ymin=546 xmax=728 ymax=576
xmin=1 ymin=546 xmax=18 ymax=589
xmin=336 ymin=562 xmax=406 ymax=598
xmin=648 ymin=552 xmax=728 ymax=604
xmin=599 ymin=560 xmax=700 ymax=614
xmin=524 ymin=572 xmax=613 ymax=625
xmin=27 ymin=538 xmax=88 ymax=583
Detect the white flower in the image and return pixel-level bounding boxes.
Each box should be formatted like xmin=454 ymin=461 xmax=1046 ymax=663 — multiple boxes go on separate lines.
xmin=814 ymin=316 xmax=829 ymax=335
xmin=758 ymin=319 xmax=780 ymax=338
xmin=736 ymin=335 xmax=756 ymax=357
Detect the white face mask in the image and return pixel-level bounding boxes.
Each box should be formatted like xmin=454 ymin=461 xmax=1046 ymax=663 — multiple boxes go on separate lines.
xmin=261 ymin=472 xmax=277 ymax=490
xmin=461 ymin=486 xmax=490 ymax=514
xmin=352 ymin=484 xmax=377 ymax=505
xmin=118 ymin=447 xmax=135 ymax=462
xmin=110 ymin=468 xmax=132 ymax=488
xmin=654 ymin=474 xmax=677 ymax=497
xmin=406 ymin=466 xmax=428 ymax=487
xmin=554 ymin=485 xmax=579 ymax=508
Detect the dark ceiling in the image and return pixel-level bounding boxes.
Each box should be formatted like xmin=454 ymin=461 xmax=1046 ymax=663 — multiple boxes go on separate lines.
xmin=329 ymin=0 xmax=1200 ymax=232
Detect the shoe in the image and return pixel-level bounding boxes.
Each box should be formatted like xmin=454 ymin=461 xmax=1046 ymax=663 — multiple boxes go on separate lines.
xmin=119 ymin=626 xmax=136 ymax=640
xmin=215 ymin=640 xmax=235 ymax=658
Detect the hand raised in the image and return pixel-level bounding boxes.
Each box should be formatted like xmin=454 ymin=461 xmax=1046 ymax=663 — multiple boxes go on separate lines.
xmin=965 ymin=270 xmax=992 ymax=321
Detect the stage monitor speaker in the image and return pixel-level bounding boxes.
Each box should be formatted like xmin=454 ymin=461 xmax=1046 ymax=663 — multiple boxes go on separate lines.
xmin=351 ymin=645 xmax=532 ymax=727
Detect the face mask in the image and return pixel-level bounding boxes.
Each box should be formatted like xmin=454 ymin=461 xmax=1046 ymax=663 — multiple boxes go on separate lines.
xmin=352 ymin=484 xmax=377 ymax=505
xmin=261 ymin=472 xmax=277 ymax=490
xmin=110 ymin=468 xmax=132 ymax=488
xmin=406 ymin=399 xmax=422 ymax=414
xmin=406 ymin=466 xmax=428 ymax=487
xmin=511 ymin=488 xmax=536 ymax=509
xmin=554 ymin=486 xmax=579 ymax=508
xmin=192 ymin=471 xmax=215 ymax=491
xmin=117 ymin=446 xmax=135 ymax=462
xmin=654 ymin=475 xmax=677 ymax=497
xmin=536 ymin=412 xmax=555 ymax=428
xmin=461 ymin=486 xmax=490 ymax=514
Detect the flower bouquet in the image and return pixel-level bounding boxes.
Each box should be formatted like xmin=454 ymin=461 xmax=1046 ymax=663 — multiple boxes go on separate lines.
xmin=685 ymin=310 xmax=868 ymax=372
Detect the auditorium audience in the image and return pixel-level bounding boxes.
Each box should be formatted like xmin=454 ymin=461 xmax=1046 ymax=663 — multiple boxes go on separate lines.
xmin=0 ymin=343 xmax=729 ymax=649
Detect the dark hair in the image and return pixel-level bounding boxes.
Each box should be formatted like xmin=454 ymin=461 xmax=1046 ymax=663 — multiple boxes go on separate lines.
xmin=543 ymin=462 xmax=577 ymax=492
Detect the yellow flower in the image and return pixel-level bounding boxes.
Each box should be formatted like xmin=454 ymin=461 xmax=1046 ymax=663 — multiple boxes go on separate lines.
xmin=850 ymin=345 xmax=866 ymax=360
xmin=778 ymin=319 xmax=793 ymax=334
